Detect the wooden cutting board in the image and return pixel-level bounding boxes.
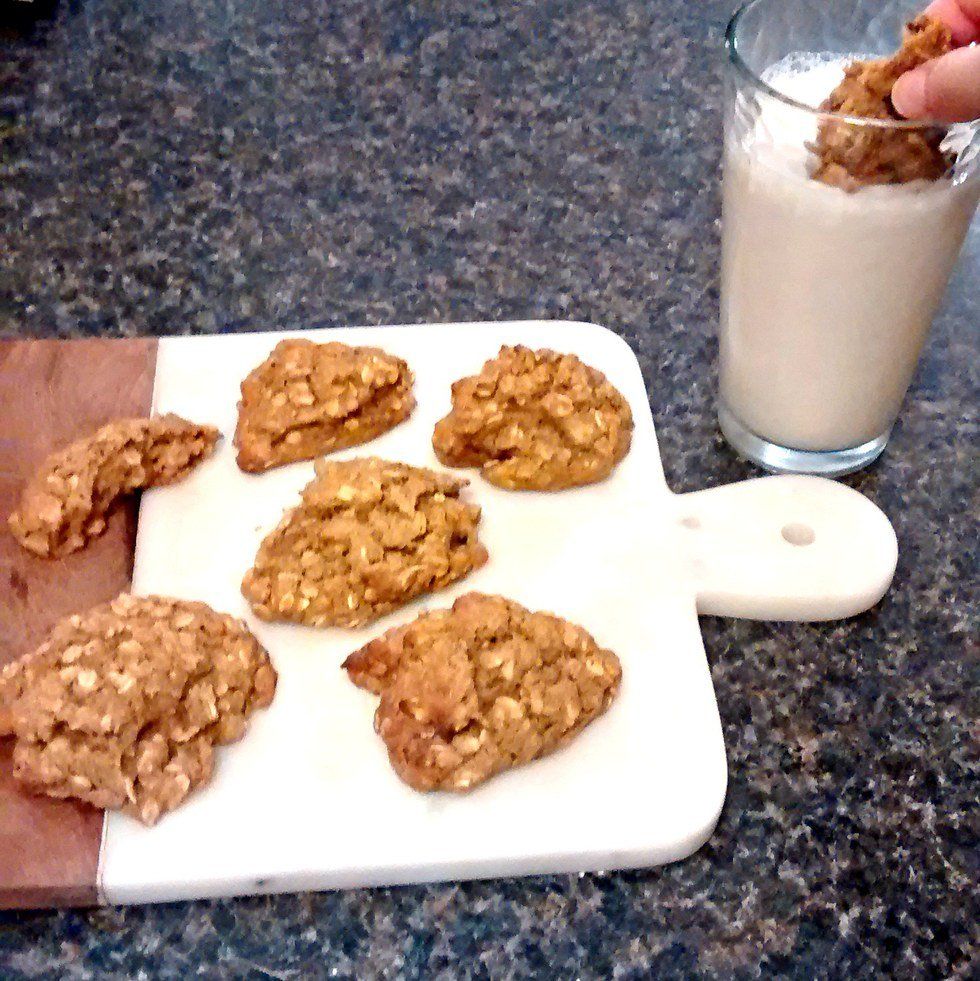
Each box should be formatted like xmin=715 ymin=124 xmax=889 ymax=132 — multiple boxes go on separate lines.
xmin=0 ymin=323 xmax=898 ymax=908
xmin=0 ymin=338 xmax=157 ymax=907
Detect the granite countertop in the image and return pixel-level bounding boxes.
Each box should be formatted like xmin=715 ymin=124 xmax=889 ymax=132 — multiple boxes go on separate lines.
xmin=1 ymin=1 xmax=977 ymax=977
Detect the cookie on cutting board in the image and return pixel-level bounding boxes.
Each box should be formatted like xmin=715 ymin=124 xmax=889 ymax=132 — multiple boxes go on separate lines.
xmin=433 ymin=345 xmax=633 ymax=490
xmin=242 ymin=457 xmax=487 ymax=628
xmin=8 ymin=414 xmax=218 ymax=558
xmin=234 ymin=339 xmax=415 ymax=473
xmin=343 ymin=592 xmax=622 ymax=791
xmin=0 ymin=595 xmax=276 ymax=825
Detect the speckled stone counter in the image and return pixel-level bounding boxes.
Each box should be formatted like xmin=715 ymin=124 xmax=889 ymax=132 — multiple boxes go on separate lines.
xmin=1 ymin=1 xmax=977 ymax=977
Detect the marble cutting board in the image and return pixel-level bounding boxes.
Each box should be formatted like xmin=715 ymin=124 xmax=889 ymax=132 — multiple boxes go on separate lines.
xmin=0 ymin=322 xmax=898 ymax=907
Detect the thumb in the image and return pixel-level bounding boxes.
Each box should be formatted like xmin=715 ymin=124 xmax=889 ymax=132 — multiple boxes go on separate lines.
xmin=892 ymin=45 xmax=980 ymax=123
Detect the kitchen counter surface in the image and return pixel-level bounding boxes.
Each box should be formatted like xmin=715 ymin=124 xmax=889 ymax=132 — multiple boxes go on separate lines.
xmin=1 ymin=1 xmax=977 ymax=977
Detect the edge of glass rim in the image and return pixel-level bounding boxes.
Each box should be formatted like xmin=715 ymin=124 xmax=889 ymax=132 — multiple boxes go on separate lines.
xmin=726 ymin=0 xmax=980 ymax=135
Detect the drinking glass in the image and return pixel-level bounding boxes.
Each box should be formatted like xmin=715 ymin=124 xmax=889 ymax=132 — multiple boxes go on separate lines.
xmin=719 ymin=0 xmax=980 ymax=476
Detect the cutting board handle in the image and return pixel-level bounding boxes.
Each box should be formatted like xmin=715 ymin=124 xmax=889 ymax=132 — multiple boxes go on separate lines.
xmin=673 ymin=475 xmax=897 ymax=621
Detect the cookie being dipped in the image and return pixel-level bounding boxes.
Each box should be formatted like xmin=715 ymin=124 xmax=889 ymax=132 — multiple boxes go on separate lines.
xmin=811 ymin=15 xmax=954 ymax=190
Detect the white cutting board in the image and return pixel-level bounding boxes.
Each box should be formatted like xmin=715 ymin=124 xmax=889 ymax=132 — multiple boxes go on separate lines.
xmin=101 ymin=320 xmax=897 ymax=905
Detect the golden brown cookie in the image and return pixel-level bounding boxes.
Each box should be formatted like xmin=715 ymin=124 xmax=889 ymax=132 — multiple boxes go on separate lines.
xmin=343 ymin=592 xmax=621 ymax=791
xmin=241 ymin=457 xmax=488 ymax=628
xmin=234 ymin=339 xmax=415 ymax=473
xmin=811 ymin=16 xmax=953 ymax=190
xmin=8 ymin=414 xmax=219 ymax=558
xmin=0 ymin=594 xmax=276 ymax=825
xmin=432 ymin=345 xmax=633 ymax=490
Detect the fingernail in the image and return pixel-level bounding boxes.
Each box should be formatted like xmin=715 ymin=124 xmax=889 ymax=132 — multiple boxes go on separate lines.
xmin=892 ymin=69 xmax=928 ymax=118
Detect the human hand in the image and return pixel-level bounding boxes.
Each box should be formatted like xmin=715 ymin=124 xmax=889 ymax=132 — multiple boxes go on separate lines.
xmin=891 ymin=0 xmax=980 ymax=122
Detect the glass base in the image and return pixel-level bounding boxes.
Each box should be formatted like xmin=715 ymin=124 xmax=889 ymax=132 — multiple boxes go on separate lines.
xmin=717 ymin=403 xmax=889 ymax=477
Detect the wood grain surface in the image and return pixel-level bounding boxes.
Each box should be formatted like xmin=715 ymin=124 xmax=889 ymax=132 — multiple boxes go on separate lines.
xmin=0 ymin=338 xmax=157 ymax=908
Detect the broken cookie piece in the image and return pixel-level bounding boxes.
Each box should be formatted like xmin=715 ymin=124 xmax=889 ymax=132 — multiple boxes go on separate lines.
xmin=234 ymin=338 xmax=415 ymax=473
xmin=241 ymin=457 xmax=488 ymax=628
xmin=433 ymin=345 xmax=633 ymax=490
xmin=0 ymin=594 xmax=276 ymax=825
xmin=811 ymin=15 xmax=954 ymax=190
xmin=8 ymin=414 xmax=219 ymax=558
xmin=343 ymin=592 xmax=621 ymax=791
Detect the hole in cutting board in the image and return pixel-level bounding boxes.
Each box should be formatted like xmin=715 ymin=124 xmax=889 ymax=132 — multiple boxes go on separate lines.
xmin=781 ymin=522 xmax=815 ymax=546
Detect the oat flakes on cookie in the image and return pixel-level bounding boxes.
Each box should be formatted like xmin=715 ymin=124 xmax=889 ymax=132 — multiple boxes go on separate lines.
xmin=241 ymin=457 xmax=487 ymax=628
xmin=234 ymin=339 xmax=415 ymax=473
xmin=343 ymin=592 xmax=621 ymax=791
xmin=811 ymin=16 xmax=953 ymax=190
xmin=432 ymin=345 xmax=633 ymax=490
xmin=0 ymin=595 xmax=276 ymax=825
xmin=8 ymin=414 xmax=219 ymax=558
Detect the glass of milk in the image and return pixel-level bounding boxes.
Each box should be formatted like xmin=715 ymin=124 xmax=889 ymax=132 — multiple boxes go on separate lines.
xmin=719 ymin=0 xmax=980 ymax=476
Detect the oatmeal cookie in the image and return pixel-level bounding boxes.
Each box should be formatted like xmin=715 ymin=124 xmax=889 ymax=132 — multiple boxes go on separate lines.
xmin=432 ymin=346 xmax=633 ymax=490
xmin=8 ymin=414 xmax=219 ymax=558
xmin=0 ymin=594 xmax=276 ymax=825
xmin=343 ymin=592 xmax=621 ymax=791
xmin=241 ymin=458 xmax=487 ymax=628
xmin=811 ymin=16 xmax=953 ymax=190
xmin=234 ymin=339 xmax=415 ymax=472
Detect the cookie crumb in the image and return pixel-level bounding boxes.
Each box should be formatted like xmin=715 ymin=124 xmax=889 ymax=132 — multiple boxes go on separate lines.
xmin=343 ymin=592 xmax=621 ymax=791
